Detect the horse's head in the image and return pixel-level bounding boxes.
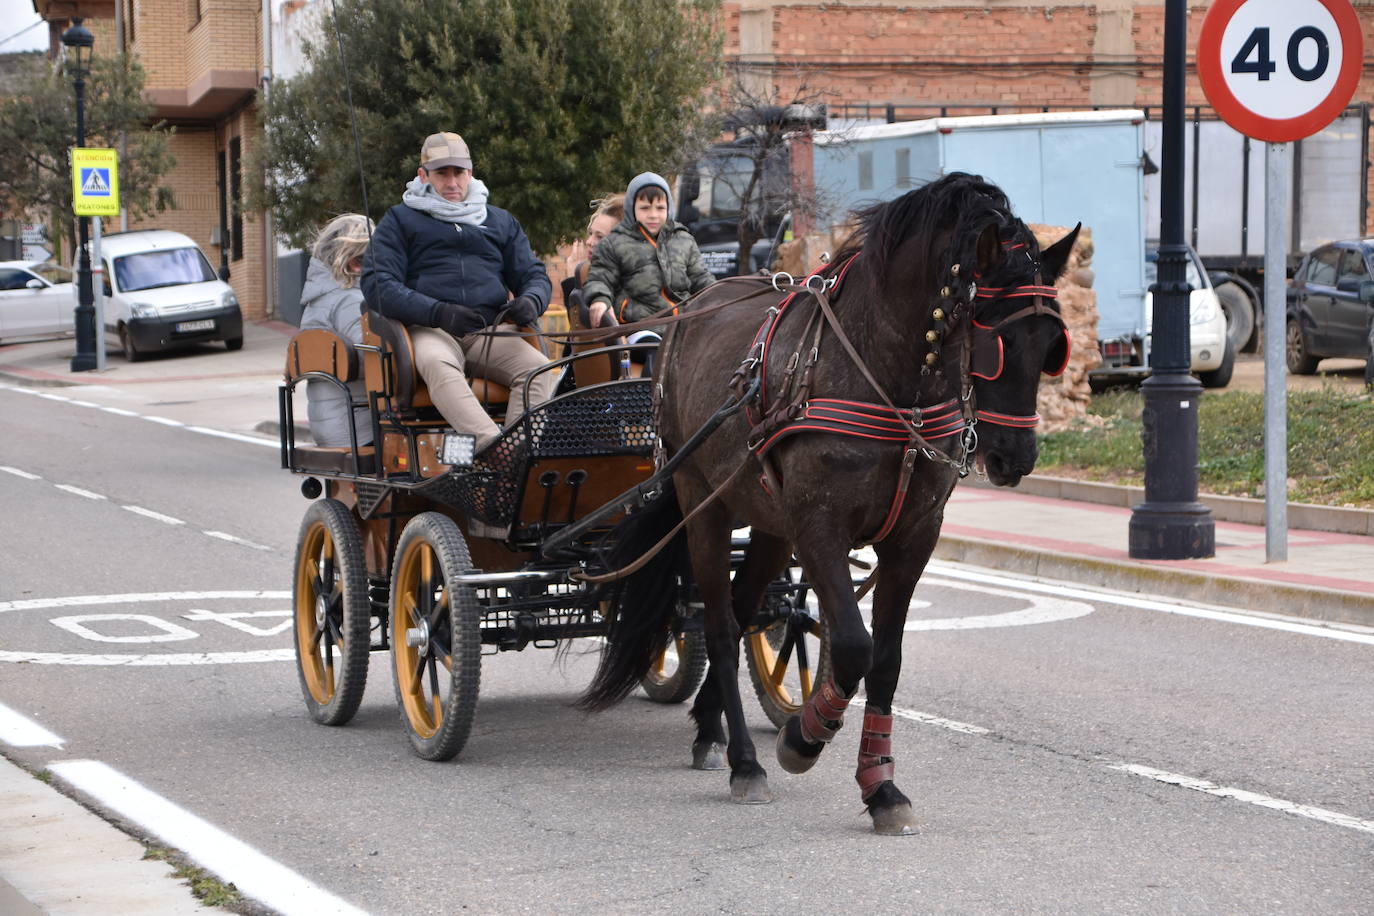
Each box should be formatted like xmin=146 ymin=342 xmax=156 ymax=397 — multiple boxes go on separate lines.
xmin=967 ymin=219 xmax=1080 ymax=486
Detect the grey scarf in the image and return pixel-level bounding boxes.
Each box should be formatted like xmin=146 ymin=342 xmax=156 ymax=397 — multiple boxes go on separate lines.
xmin=403 ymin=176 xmax=489 ymax=226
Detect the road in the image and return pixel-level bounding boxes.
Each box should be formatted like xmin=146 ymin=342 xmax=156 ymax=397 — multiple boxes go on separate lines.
xmin=1 ymin=384 xmax=1371 ymax=914
xmin=1227 ymin=352 xmax=1367 ymax=393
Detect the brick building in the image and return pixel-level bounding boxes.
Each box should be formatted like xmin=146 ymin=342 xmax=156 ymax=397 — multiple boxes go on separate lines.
xmin=29 ymin=1 xmax=1374 ymax=320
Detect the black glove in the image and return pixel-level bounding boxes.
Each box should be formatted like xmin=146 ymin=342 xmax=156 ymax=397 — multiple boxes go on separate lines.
xmin=508 ymin=294 xmax=540 ymax=327
xmin=434 ymin=301 xmax=485 ymax=338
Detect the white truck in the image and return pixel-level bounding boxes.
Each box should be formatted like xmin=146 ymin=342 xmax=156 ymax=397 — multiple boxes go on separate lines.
xmin=805 ymin=109 xmax=1232 ymax=387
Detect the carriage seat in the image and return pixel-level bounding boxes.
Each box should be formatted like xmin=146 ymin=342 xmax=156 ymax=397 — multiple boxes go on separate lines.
xmin=282 ymin=328 xmax=376 ymax=474
xmin=360 ymin=309 xmax=516 ymax=420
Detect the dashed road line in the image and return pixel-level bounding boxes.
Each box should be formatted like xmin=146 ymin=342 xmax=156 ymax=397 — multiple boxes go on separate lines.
xmin=204 ymin=530 xmax=273 ymax=551
xmin=54 ymin=484 xmax=107 ymax=500
xmin=1 ymin=466 xmax=43 ymax=480
xmin=0 ymin=701 xmax=64 ymax=748
xmin=122 ymin=505 xmax=185 ymax=526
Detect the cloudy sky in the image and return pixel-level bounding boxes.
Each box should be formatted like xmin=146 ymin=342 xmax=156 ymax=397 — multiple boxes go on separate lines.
xmin=1 ymin=1 xmax=49 ymax=54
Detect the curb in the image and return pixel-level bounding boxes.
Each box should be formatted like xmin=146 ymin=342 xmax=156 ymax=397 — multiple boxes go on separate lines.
xmin=933 ymin=534 xmax=1374 ymax=629
xmin=965 ymin=474 xmax=1374 ymax=537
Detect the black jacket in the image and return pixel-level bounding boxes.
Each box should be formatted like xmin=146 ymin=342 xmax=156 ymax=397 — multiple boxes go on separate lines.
xmin=361 ymin=203 xmax=551 ymax=328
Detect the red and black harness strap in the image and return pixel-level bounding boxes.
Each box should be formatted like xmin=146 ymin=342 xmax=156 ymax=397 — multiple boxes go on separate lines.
xmin=799 ymin=678 xmax=852 ymax=745
xmin=751 ymin=397 xmax=965 ymax=457
xmin=855 ymin=708 xmax=896 ymax=801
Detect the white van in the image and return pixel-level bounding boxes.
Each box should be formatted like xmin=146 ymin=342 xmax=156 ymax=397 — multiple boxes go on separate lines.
xmin=96 ymin=229 xmax=243 ymax=361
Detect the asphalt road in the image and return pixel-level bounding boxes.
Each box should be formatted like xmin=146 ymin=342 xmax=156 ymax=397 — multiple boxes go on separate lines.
xmin=1 ymin=386 xmax=1371 ymax=914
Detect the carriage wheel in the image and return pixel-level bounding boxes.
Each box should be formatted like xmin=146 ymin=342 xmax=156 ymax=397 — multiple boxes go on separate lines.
xmin=746 ymin=589 xmax=832 ymax=729
xmin=640 ymin=610 xmax=708 ymax=704
xmin=389 ymin=512 xmax=481 ymax=761
xmin=292 ymin=499 xmax=371 ymax=726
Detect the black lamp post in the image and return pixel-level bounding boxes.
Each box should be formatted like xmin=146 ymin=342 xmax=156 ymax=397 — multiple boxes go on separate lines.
xmin=63 ymin=18 xmax=97 ymax=372
xmin=1128 ymin=0 xmax=1215 ymax=559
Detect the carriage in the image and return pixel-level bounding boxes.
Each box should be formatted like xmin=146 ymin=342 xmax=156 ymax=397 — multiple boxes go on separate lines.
xmin=278 ymin=297 xmax=825 ymax=761
xmin=280 ymin=173 xmax=1078 ymax=834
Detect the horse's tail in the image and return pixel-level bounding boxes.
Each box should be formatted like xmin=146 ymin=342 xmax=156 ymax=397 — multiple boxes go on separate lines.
xmin=578 ymin=479 xmax=691 ymax=711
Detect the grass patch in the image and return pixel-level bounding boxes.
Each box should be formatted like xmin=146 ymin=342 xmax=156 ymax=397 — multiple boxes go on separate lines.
xmin=1038 ymin=386 xmax=1374 ymax=507
xmin=142 ymin=843 xmax=241 ymax=908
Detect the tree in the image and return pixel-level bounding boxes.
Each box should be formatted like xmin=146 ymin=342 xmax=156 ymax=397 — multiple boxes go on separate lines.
xmin=0 ymin=53 xmax=175 ymax=259
xmin=254 ymin=0 xmax=723 ymax=254
xmin=678 ymin=67 xmax=833 ymax=276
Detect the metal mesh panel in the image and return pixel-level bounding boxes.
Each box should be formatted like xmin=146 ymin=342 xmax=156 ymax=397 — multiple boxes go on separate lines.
xmin=434 ymin=379 xmax=657 ymax=526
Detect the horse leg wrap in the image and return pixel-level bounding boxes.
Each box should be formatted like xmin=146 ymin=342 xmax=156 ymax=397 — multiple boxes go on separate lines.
xmin=855 ymin=710 xmax=896 ymax=801
xmin=799 ymin=679 xmax=851 ymax=745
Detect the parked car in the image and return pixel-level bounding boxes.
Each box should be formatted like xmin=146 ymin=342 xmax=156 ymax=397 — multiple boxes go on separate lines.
xmin=0 ymin=260 xmax=76 ymax=344
xmin=95 ymin=229 xmax=242 ymax=361
xmin=1285 ymin=238 xmax=1374 ymax=386
xmin=1095 ymin=245 xmax=1233 ymax=390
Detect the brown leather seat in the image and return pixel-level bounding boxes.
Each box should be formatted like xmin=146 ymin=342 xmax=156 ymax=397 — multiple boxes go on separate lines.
xmin=282 ymin=328 xmax=376 ymax=474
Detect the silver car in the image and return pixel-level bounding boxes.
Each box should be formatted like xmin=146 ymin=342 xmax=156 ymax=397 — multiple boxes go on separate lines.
xmin=0 ymin=260 xmax=76 ymax=344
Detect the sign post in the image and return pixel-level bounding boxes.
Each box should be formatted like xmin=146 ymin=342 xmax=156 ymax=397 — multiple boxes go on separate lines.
xmin=1197 ymin=0 xmax=1363 ymax=563
xmin=70 ymin=147 xmax=120 ymax=372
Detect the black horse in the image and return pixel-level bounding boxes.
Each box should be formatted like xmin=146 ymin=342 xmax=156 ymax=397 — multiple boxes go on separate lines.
xmin=581 ymin=173 xmax=1079 ymax=834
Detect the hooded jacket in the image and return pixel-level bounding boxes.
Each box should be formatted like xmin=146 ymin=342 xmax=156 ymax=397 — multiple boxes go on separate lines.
xmin=299 ymin=257 xmax=372 ymax=446
xmin=582 ymin=172 xmax=714 ymax=326
xmin=361 ymin=186 xmax=551 ymax=329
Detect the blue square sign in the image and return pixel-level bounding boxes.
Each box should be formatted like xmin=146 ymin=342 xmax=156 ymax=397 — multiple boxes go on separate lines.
xmin=80 ymin=167 xmax=112 ymax=196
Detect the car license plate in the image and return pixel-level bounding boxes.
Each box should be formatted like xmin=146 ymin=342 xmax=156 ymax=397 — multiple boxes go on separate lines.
xmin=175 ymin=319 xmax=215 ymax=333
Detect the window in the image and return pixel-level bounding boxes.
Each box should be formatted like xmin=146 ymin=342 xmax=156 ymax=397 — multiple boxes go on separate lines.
xmin=1337 ymin=249 xmax=1369 ymax=287
xmin=858 ymin=151 xmax=873 ymax=191
xmin=1309 ymin=247 xmax=1341 ymax=286
xmin=0 ymin=268 xmax=31 ymax=290
xmin=113 ymin=249 xmax=215 ymax=292
xmin=229 ymin=137 xmax=243 ymax=261
xmin=895 ymin=148 xmax=912 ymax=188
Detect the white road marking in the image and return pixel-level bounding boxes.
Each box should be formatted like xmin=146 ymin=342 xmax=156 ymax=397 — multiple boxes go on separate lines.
xmin=0 ymin=591 xmax=290 ymax=614
xmin=1110 ymin=764 xmax=1374 ymax=836
xmin=187 ymin=425 xmax=278 ymax=447
xmin=101 ymin=406 xmax=140 ymax=417
xmin=182 ymin=608 xmax=292 ymax=637
xmin=1 ymin=384 xmax=277 ymax=447
xmin=69 ymin=399 xmax=99 ymax=407
xmin=122 ymin=504 xmax=185 ymax=525
xmin=144 ymin=415 xmax=184 ymax=427
xmin=204 ymin=530 xmax=273 ymax=550
xmin=0 ymin=648 xmax=294 ymax=665
xmin=907 ymin=576 xmax=1093 ymax=630
xmin=924 ymin=561 xmax=1374 ymax=645
xmin=854 ymin=698 xmax=991 ymax=736
xmin=48 ymin=760 xmax=367 ymax=916
xmin=50 ymin=614 xmax=200 ymax=644
xmin=3 ymin=386 xmax=41 ymax=395
xmin=0 ymin=701 xmax=64 ymax=748
xmin=0 ymin=465 xmax=42 ymax=480
xmin=54 ymin=483 xmax=106 ymax=500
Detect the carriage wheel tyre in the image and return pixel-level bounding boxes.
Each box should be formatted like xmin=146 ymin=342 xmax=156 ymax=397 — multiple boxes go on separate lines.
xmin=119 ymin=326 xmax=143 ymax=363
xmin=745 ymin=596 xmax=832 ymax=730
xmin=1198 ymin=336 xmax=1236 ymax=389
xmin=389 ymin=512 xmax=482 ymax=761
xmin=1285 ymin=320 xmax=1319 ymax=375
xmin=640 ymin=614 xmax=708 ymax=704
xmin=292 ymin=499 xmax=372 ymax=726
xmin=224 ymin=336 xmax=244 ymax=352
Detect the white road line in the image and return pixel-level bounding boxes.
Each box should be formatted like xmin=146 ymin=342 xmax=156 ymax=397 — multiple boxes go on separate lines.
xmin=54 ymin=484 xmax=107 ymax=500
xmin=69 ymin=399 xmax=100 ymax=407
xmin=186 ymin=425 xmax=278 ymax=447
xmin=0 ymin=701 xmax=64 ymax=748
xmin=0 ymin=648 xmax=295 ymax=665
xmin=0 ymin=591 xmax=290 ymax=613
xmin=48 ymin=760 xmax=367 ymax=916
xmin=122 ymin=505 xmax=185 ymax=525
xmin=1110 ymin=764 xmax=1374 ymax=836
xmin=101 ymin=406 xmax=140 ymax=417
xmin=0 ymin=465 xmax=42 ymax=480
xmin=853 ymin=697 xmax=991 ymax=736
xmin=35 ymin=392 xmax=70 ymax=402
xmin=2 ymin=385 xmax=41 ymax=395
xmin=144 ymin=415 xmax=184 ymax=427
xmin=924 ymin=561 xmax=1374 ymax=645
xmin=204 ymin=530 xmax=273 ymax=551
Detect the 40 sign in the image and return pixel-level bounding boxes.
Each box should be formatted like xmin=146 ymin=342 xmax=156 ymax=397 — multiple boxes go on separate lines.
xmin=1198 ymin=0 xmax=1363 ymax=143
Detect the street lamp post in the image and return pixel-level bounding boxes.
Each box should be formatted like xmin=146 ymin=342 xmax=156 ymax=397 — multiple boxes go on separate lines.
xmin=63 ymin=18 xmax=97 ymax=373
xmin=1127 ymin=0 xmax=1215 ymax=559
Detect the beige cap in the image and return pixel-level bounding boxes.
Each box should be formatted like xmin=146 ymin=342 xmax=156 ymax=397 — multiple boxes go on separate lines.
xmin=420 ymin=131 xmax=472 ymax=171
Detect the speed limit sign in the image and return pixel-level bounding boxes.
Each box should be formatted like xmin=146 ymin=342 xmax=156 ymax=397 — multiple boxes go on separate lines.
xmin=1198 ymin=0 xmax=1363 ymax=142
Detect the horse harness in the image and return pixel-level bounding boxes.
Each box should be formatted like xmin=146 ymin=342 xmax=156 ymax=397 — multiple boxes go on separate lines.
xmin=730 ymin=246 xmax=1070 ymax=545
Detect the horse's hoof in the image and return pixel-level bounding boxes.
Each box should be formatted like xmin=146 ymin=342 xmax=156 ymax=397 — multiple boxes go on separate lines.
xmin=871 ymin=803 xmax=918 ymax=836
xmin=730 ymin=773 xmax=773 ymax=805
xmin=775 ymin=717 xmax=823 ymax=774
xmin=692 ymin=741 xmax=727 ymax=770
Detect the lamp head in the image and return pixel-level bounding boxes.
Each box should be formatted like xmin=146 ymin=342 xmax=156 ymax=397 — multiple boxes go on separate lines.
xmin=61 ymin=18 xmax=95 ymax=71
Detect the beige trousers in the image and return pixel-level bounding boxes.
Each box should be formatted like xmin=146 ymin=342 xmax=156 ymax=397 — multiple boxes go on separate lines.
xmin=410 ymin=327 xmax=556 ymax=450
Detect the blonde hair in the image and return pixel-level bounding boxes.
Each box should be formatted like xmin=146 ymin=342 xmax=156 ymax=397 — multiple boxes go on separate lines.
xmin=312 ymin=213 xmax=374 ymax=288
xmin=587 ymin=193 xmax=625 ymax=234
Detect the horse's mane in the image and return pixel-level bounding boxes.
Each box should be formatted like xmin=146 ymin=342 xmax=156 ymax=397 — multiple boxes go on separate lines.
xmin=833 ymin=172 xmax=1018 ymax=289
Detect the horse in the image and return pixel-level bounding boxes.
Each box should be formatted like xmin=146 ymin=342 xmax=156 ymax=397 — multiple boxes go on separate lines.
xmin=578 ymin=172 xmax=1079 ymax=835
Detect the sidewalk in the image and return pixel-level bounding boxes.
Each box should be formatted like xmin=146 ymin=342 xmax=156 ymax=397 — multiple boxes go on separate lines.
xmin=2 ymin=325 xmax=1372 ymax=913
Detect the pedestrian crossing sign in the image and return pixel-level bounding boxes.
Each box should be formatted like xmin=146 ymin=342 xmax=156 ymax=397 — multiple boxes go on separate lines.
xmin=71 ymin=147 xmax=120 ymax=217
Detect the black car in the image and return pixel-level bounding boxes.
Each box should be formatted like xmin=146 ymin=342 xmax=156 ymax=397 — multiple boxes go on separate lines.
xmin=1286 ymin=239 xmax=1374 ymax=385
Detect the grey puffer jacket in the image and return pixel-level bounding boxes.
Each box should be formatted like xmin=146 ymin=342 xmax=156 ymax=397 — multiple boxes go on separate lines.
xmin=582 ymin=218 xmax=714 ymax=325
xmin=299 ymin=258 xmax=372 ymax=447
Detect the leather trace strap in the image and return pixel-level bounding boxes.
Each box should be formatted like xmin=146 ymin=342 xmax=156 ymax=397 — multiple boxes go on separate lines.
xmin=855 ymin=708 xmax=896 ymax=800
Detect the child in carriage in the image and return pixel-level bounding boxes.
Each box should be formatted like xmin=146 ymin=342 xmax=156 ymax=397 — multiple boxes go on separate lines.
xmin=581 ymin=172 xmax=714 ymax=368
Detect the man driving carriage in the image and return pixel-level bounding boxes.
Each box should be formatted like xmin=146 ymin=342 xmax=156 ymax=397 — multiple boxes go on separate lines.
xmin=361 ymin=131 xmax=555 ymax=452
